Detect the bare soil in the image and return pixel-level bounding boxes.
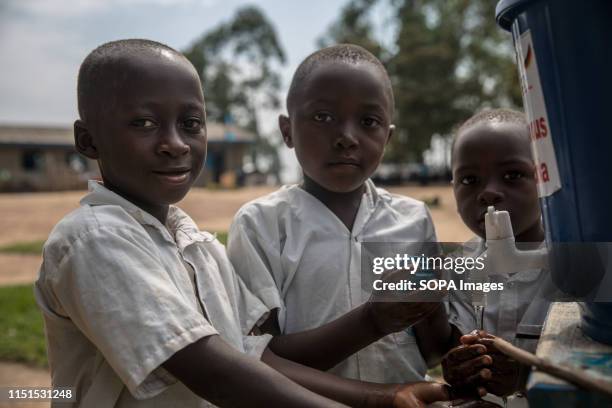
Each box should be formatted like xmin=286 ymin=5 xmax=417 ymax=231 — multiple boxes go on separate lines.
xmin=0 ymin=185 xmax=472 ymax=285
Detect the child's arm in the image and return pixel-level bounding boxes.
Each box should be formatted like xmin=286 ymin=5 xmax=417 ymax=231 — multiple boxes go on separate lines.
xmin=262 ymin=349 xmax=502 ymax=408
xmin=163 ymin=334 xmax=347 ymax=407
xmin=260 ymin=346 xmax=451 ymax=407
xmin=164 ymin=333 xmax=455 ymax=408
xmin=264 ymin=299 xmax=442 ymax=371
xmin=413 ymin=305 xmax=461 ymax=367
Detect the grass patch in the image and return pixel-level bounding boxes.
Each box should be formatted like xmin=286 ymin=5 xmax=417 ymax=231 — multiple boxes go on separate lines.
xmin=0 ymin=240 xmax=45 ymax=255
xmin=214 ymin=231 xmax=228 ymax=245
xmin=0 ymin=284 xmax=47 ymax=367
xmin=421 ymin=196 xmax=441 ymax=208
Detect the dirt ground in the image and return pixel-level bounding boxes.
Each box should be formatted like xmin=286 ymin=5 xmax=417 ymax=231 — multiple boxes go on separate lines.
xmin=0 ymin=184 xmax=471 ymax=285
xmin=0 ymin=363 xmax=51 ymax=408
xmin=0 ymin=184 xmax=471 ymax=391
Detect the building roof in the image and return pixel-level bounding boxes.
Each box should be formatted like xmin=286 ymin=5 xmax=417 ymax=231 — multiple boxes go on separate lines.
xmin=0 ymin=122 xmax=255 ymax=148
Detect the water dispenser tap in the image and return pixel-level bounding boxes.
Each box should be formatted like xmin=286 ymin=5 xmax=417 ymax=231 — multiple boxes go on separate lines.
xmin=484 ymin=206 xmax=548 ymax=275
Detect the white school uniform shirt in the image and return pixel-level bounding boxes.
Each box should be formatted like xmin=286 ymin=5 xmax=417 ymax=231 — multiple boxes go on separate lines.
xmin=35 ymin=181 xmax=271 ymax=408
xmin=447 ymin=238 xmax=555 ymax=408
xmin=448 ymin=238 xmax=552 ymax=352
xmin=227 ymin=179 xmax=436 ymax=383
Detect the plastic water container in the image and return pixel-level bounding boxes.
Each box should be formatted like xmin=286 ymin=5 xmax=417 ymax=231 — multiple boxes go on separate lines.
xmin=496 ymin=0 xmax=612 ymax=344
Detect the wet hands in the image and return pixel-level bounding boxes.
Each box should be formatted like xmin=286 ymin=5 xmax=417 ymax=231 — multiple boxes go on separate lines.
xmin=442 ymin=330 xmax=520 ymax=398
xmin=392 ymin=382 xmax=501 ymax=408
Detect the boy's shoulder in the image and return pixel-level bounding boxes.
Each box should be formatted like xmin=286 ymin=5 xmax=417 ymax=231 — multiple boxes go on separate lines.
xmin=369 ymin=181 xmax=430 ymax=217
xmin=49 ymin=202 xmax=144 ymax=242
xmin=234 ymin=184 xmax=300 ymax=220
xmin=43 ymin=200 xmax=151 ymax=267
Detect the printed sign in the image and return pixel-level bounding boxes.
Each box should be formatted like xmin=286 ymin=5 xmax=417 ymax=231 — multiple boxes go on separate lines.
xmin=515 ymin=30 xmax=561 ymax=197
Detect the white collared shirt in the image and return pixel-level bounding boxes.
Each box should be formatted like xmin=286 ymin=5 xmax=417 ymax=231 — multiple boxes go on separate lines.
xmin=448 ymin=238 xmax=551 ymax=351
xmin=35 ymin=181 xmax=271 ymax=407
xmin=227 ymin=180 xmax=437 ymax=382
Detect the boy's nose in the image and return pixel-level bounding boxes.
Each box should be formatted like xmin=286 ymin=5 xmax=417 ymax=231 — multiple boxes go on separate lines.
xmin=335 ymin=124 xmax=358 ymax=149
xmin=157 ymin=127 xmax=190 ymax=157
xmin=477 ymin=189 xmax=504 ymax=205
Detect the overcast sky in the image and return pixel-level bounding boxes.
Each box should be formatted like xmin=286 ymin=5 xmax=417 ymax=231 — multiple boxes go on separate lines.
xmin=0 ymin=0 xmax=367 ymax=180
xmin=0 ymin=0 xmax=351 ymax=126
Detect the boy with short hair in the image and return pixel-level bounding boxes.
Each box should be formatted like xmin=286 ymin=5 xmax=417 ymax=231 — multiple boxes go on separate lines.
xmin=35 ymin=39 xmax=454 ymax=408
xmin=227 ymin=44 xmax=442 ymax=383
xmin=439 ymin=109 xmax=555 ymax=404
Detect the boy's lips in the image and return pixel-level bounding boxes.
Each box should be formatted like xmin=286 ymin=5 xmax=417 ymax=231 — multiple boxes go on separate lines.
xmin=153 ymin=167 xmax=191 ymax=184
xmin=328 ymin=158 xmax=360 ymax=167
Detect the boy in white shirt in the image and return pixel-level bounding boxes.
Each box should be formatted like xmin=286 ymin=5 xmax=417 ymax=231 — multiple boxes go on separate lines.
xmin=228 ymin=44 xmax=442 ymax=384
xmin=439 ymin=109 xmax=555 ymax=405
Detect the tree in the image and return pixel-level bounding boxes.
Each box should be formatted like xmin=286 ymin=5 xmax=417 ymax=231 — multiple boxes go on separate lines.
xmin=317 ymin=0 xmax=386 ymax=60
xmin=319 ymin=0 xmax=522 ymax=163
xmin=183 ymin=6 xmax=286 ymax=180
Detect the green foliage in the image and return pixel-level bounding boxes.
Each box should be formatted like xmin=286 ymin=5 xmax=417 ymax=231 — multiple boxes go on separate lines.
xmin=0 ymin=240 xmax=45 ymax=255
xmin=320 ymin=0 xmax=522 ymax=162
xmin=183 ymin=6 xmax=286 ymax=180
xmin=0 ymin=285 xmax=47 ymax=367
xmin=318 ymin=0 xmax=386 ymax=59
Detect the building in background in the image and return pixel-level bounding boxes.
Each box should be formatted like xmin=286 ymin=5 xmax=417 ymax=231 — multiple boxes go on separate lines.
xmin=0 ymin=123 xmax=254 ymax=192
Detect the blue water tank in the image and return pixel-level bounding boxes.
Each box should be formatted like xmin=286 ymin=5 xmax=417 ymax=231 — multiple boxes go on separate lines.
xmin=496 ymin=0 xmax=612 ymax=344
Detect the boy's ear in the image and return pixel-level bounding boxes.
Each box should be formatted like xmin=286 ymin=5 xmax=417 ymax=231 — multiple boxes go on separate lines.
xmin=279 ymin=114 xmax=293 ymax=148
xmin=74 ymin=120 xmax=99 ymax=160
xmin=386 ymin=124 xmax=395 ymax=145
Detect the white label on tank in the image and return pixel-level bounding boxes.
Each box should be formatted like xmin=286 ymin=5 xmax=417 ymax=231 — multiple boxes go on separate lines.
xmin=515 ymin=30 xmax=561 ymax=197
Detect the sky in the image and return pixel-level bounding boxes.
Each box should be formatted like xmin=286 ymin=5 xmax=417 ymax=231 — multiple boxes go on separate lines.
xmin=0 ymin=0 xmax=365 ymax=181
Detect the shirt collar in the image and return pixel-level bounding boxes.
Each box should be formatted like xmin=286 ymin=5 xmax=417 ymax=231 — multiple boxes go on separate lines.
xmin=81 ymin=181 xmax=162 ymax=227
xmin=289 ymin=179 xmax=381 ymax=236
xmin=81 ymin=181 xmax=214 ymax=250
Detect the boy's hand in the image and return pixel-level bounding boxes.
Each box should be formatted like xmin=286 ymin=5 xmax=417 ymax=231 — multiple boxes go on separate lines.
xmin=441 ymin=341 xmax=490 ymax=397
xmin=392 ymin=382 xmax=501 ymax=408
xmin=467 ymin=331 xmax=521 ymax=397
xmin=367 ymin=269 xmax=445 ymax=335
xmin=392 ymin=382 xmax=448 ymax=408
xmin=442 ymin=331 xmax=520 ymax=397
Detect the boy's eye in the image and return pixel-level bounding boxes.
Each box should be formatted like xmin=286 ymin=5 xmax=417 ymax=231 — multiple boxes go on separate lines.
xmin=460 ymin=175 xmax=478 ymax=185
xmin=313 ymin=113 xmax=333 ymax=123
xmin=504 ymin=171 xmax=524 ymax=181
xmin=361 ymin=117 xmax=381 ymax=128
xmin=182 ymin=118 xmax=203 ymax=131
xmin=131 ymin=119 xmax=157 ymax=128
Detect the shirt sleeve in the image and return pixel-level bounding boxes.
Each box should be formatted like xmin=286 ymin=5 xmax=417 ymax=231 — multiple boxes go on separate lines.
xmin=227 ymin=213 xmax=284 ymax=317
xmin=41 ymin=226 xmax=218 ymax=399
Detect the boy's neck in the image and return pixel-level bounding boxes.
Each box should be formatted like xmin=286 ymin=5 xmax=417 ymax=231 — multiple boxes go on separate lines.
xmin=515 ymin=222 xmax=545 ymax=244
xmin=301 ymin=176 xmax=365 ymax=232
xmin=103 ymin=181 xmax=169 ymax=225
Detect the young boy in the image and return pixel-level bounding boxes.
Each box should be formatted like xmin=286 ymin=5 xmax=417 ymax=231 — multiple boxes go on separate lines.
xmin=227 ymin=44 xmax=442 ymax=383
xmin=439 ymin=109 xmax=556 ymax=405
xmin=34 ymin=39 xmax=455 ymax=408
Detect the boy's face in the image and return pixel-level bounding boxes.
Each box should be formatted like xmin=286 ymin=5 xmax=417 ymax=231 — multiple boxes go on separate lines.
xmin=452 ymin=122 xmax=541 ymax=241
xmin=79 ymin=52 xmax=206 ymax=218
xmin=280 ymin=62 xmax=393 ymax=193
